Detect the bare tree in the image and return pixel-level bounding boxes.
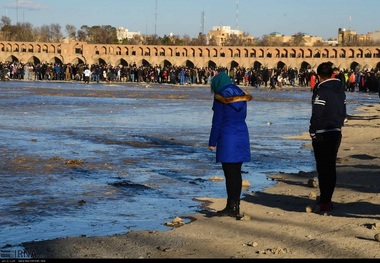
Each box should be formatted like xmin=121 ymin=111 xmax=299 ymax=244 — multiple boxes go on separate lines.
xmin=0 ymin=16 xmax=13 ymax=40
xmin=257 ymin=34 xmax=282 ymax=46
xmin=13 ymin=22 xmax=37 ymax=42
xmin=88 ymin=25 xmax=117 ymax=44
xmin=168 ymin=35 xmax=182 ymax=45
xmin=208 ymin=36 xmax=217 ymax=46
xmin=143 ymin=34 xmax=161 ymax=45
xmin=65 ymin=24 xmax=77 ymax=39
xmin=122 ymin=34 xmax=143 ymax=45
xmin=190 ymin=33 xmax=207 ymax=46
xmin=291 ymin=32 xmax=306 ymax=46
xmin=0 ymin=16 xmax=11 ymax=28
xmin=181 ymin=34 xmax=191 ymax=45
xmin=223 ymin=34 xmax=242 ymax=46
xmin=50 ymin=23 xmax=63 ymax=42
xmin=77 ymin=25 xmax=90 ymax=42
xmin=38 ymin=25 xmax=53 ymax=42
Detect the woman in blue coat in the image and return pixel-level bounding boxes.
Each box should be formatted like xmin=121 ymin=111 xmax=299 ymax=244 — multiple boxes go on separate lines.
xmin=208 ymin=71 xmax=252 ymax=217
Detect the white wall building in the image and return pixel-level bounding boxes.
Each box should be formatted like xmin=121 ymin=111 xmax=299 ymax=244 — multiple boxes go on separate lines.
xmin=116 ymin=27 xmax=141 ymax=42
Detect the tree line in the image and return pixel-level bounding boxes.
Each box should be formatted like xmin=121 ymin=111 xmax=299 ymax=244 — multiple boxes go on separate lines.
xmin=0 ymin=16 xmax=377 ymax=47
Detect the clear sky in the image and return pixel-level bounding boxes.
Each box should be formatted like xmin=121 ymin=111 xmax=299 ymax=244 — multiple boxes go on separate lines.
xmin=2 ymin=0 xmax=379 ymax=40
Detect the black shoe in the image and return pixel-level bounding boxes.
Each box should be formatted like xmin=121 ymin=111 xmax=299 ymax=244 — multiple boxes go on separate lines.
xmin=319 ymin=201 xmax=333 ymax=212
xmin=216 ymin=200 xmax=240 ymax=217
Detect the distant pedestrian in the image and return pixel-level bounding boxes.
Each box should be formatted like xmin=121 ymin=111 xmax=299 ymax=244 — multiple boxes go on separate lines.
xmin=180 ymin=68 xmax=185 ymax=85
xmin=348 ymin=71 xmax=356 ymax=92
xmin=310 ymin=71 xmax=317 ymax=91
xmin=269 ymin=74 xmax=277 ymax=90
xmin=332 ymin=67 xmax=346 ymax=92
xmin=83 ymin=67 xmax=91 ymax=84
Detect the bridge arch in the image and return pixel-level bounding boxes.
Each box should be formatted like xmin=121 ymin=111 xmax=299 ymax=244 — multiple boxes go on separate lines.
xmin=49 ymin=56 xmax=63 ymax=64
xmin=300 ymin=61 xmax=311 ymax=70
xmin=253 ymin=61 xmax=262 ymax=70
xmin=115 ymin=58 xmax=129 ymax=66
xmin=350 ymin=61 xmax=360 ymax=71
xmin=71 ymin=57 xmax=85 ymax=65
xmin=27 ymin=56 xmax=40 ymax=64
xmin=277 ymin=61 xmax=286 ymax=69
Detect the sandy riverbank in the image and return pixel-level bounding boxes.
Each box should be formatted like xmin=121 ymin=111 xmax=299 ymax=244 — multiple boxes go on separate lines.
xmin=22 ymin=103 xmax=380 ymax=259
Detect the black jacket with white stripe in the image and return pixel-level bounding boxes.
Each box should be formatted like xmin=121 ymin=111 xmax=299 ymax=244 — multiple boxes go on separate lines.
xmin=309 ymin=78 xmax=346 ymax=137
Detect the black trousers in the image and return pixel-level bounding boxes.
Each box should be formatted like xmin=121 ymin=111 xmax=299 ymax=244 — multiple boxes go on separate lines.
xmin=312 ymin=131 xmax=342 ymax=203
xmin=221 ymin=162 xmax=243 ymax=201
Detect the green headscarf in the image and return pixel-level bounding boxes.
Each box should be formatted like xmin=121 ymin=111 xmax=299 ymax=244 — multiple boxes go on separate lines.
xmin=211 ymin=72 xmax=232 ymax=93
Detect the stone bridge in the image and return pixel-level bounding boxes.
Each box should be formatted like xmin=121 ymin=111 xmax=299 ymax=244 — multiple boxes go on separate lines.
xmin=1 ymin=40 xmax=380 ymax=71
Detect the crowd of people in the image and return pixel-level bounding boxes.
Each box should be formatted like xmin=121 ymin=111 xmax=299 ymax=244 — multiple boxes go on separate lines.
xmin=0 ymin=60 xmax=379 ymax=94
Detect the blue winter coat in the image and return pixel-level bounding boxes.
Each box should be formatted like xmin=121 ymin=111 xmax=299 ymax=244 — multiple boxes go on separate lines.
xmin=208 ymin=83 xmax=252 ymax=163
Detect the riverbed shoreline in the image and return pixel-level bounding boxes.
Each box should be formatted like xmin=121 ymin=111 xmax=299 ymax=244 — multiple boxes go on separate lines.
xmin=19 ymin=102 xmax=380 ymax=259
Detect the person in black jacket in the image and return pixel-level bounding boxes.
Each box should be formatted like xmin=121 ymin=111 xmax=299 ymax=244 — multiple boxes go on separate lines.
xmin=309 ymin=62 xmax=346 ymax=212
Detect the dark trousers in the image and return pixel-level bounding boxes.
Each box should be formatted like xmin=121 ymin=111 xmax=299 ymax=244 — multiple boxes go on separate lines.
xmin=312 ymin=131 xmax=342 ymax=203
xmin=222 ymin=162 xmax=242 ymax=201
